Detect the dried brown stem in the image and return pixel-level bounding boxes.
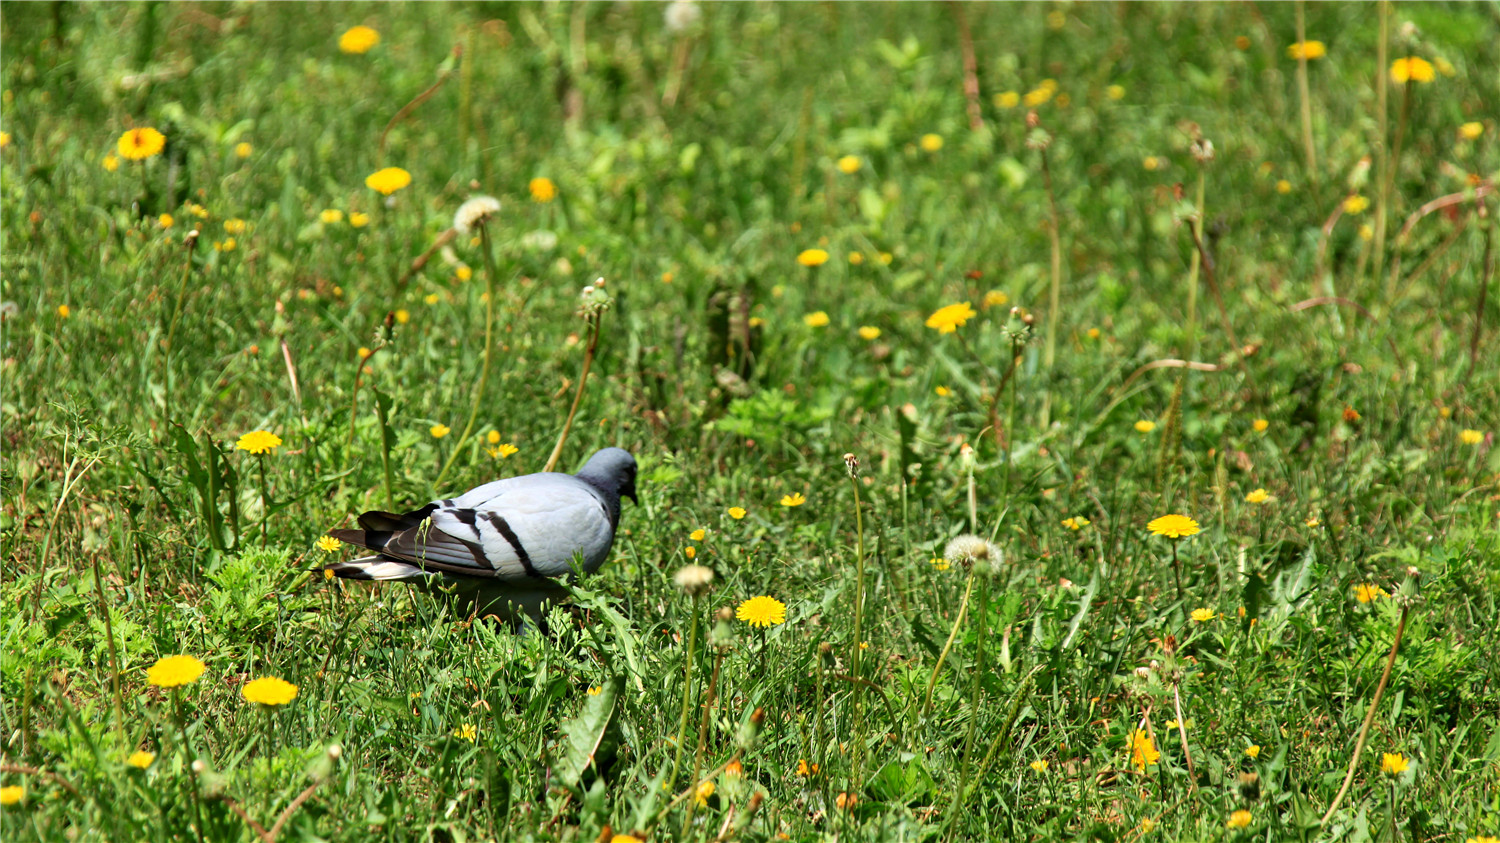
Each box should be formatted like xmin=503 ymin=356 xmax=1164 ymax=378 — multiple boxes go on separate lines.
xmin=1320 ymin=601 xmax=1410 ymax=825
xmin=1288 ymin=297 xmax=1405 ymax=367
xmin=950 ymin=2 xmax=983 ymax=131
xmin=380 ymin=51 xmax=458 ymax=155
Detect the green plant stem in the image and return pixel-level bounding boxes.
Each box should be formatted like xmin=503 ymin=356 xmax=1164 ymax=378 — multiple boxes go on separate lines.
xmin=1171 ymin=540 xmax=1184 ymax=603
xmin=88 ymin=550 xmax=126 ymax=747
xmin=435 ymin=222 xmax=500 ymax=490
xmin=1294 ymin=1 xmax=1318 ymax=191
xmin=1380 ymin=80 xmax=1412 ymax=305
xmin=173 ymin=692 xmax=207 ymax=843
xmin=543 ymin=310 xmax=601 ymax=473
xmin=668 ymin=594 xmax=701 ymax=789
xmin=681 ymin=647 xmax=723 ymax=838
xmin=848 ymin=469 xmax=867 ymax=792
xmin=1320 ymin=600 xmax=1411 ymax=825
xmin=373 ymin=390 xmax=396 ymax=511
xmin=1039 ymin=144 xmax=1063 ymax=429
xmin=923 ymin=569 xmax=976 ymax=718
xmin=256 ymin=454 xmax=269 ymax=545
xmin=1372 ymin=1 xmax=1391 ymax=299
xmin=1185 ymin=172 xmax=1204 ymax=359
xmin=947 ymin=573 xmax=991 ymax=830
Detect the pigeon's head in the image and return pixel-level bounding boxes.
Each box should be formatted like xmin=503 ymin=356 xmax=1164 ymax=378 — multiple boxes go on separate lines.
xmin=579 ymin=447 xmax=638 ymax=505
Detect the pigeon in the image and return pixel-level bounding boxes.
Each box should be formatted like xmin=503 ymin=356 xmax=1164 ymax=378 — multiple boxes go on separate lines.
xmin=325 ymin=448 xmax=637 ymax=624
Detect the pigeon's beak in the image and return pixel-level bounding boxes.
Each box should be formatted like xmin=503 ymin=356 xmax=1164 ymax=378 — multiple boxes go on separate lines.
xmin=624 ymin=480 xmax=638 ymax=506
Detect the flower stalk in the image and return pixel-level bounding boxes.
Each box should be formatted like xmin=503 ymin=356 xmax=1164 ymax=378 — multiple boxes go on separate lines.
xmin=436 ymin=221 xmax=501 ymax=490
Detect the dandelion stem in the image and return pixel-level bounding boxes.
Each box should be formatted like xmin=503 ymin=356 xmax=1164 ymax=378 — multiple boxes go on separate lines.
xmin=544 ymin=310 xmax=601 ymax=473
xmin=173 ymin=692 xmax=207 ymax=843
xmin=848 ymin=466 xmax=868 ymax=791
xmin=682 ymin=646 xmax=724 ymax=838
xmin=88 ymin=548 xmax=126 ymax=746
xmin=1294 ymin=1 xmax=1319 ymax=191
xmin=1170 ymin=681 xmax=1197 ymax=791
xmin=1381 ymin=79 xmax=1413 ymax=305
xmin=947 ymin=573 xmax=991 ymax=831
xmin=668 ymin=593 xmax=701 ymax=789
xmin=1171 ymin=540 xmax=1184 ymax=603
xmin=1039 ymin=143 xmax=1063 ymax=429
xmin=1320 ymin=599 xmax=1411 ymax=825
xmin=435 ymin=221 xmax=500 ymax=490
xmin=923 ymin=569 xmax=976 ymax=718
xmin=1372 ymin=1 xmax=1391 ymax=299
xmin=256 ymin=454 xmax=270 ymax=545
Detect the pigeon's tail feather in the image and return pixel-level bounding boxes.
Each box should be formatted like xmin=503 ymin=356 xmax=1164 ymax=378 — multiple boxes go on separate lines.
xmin=328 ymin=527 xmax=395 ymax=552
xmin=357 ymin=503 xmax=438 ymax=532
xmin=326 ymin=556 xmax=434 ymax=582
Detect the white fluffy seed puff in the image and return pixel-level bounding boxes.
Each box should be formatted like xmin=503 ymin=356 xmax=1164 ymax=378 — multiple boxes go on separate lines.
xmin=944 ymin=534 xmax=1004 ymax=573
xmin=454 ymin=196 xmax=502 ymax=236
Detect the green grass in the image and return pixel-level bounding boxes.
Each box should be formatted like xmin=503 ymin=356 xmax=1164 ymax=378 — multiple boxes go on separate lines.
xmin=3 ymin=2 xmax=1499 ymax=841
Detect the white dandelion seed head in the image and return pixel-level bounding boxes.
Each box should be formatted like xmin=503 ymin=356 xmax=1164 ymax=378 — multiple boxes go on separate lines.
xmin=454 ymin=195 xmax=501 ymax=235
xmin=327 ymin=744 xmax=342 ymax=760
xmin=944 ymin=534 xmax=1004 ymax=572
xmin=664 ymin=0 xmax=702 ymax=34
xmin=674 ymin=564 xmax=715 ymax=596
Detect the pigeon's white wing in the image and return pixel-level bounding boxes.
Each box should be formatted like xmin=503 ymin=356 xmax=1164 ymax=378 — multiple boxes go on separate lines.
xmin=378 ymin=474 xmax=614 ymax=581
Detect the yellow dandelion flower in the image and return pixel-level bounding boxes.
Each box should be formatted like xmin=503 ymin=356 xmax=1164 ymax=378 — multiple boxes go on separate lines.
xmin=727 ymin=506 xmax=747 ymax=520
xmin=1381 ymin=752 xmax=1409 ymax=775
xmin=1459 ymin=122 xmax=1484 ymax=141
xmin=1030 ymin=759 xmax=1050 ymax=773
xmin=215 ymin=237 xmax=237 ymax=253
xmin=837 ymin=155 xmax=861 ymax=174
xmin=57 ymin=304 xmax=71 ymax=319
xmin=1129 ymin=730 xmax=1160 ymax=769
xmin=241 ymin=676 xmax=298 ymax=706
xmin=736 ymin=595 xmax=786 ymax=628
xmin=1245 ymin=488 xmax=1271 ymax=504
xmin=1140 ymin=818 xmax=1157 ymax=834
xmin=779 ymin=492 xmax=806 ymax=507
xmin=796 ymin=758 xmax=818 ymax=777
xmin=1228 ymin=810 xmax=1252 ymax=829
xmin=224 ymin=218 xmax=247 ymax=235
xmin=0 ymin=786 xmax=23 ymax=806
xmin=1276 ymin=179 xmax=1292 ymax=194
xmin=1390 ymin=57 xmax=1435 ymax=84
xmin=529 ymin=177 xmax=556 ymax=203
xmin=366 ymin=167 xmax=412 ymax=196
xmin=925 ymin=302 xmax=976 ymax=334
xmin=127 ymin=751 xmax=156 ymax=769
xmin=857 ymin=326 xmax=881 ymax=340
xmin=587 ymin=686 xmax=601 ymax=696
xmin=102 ymin=154 xmax=120 ymax=172
xmin=694 ymin=780 xmax=715 ymax=807
xmin=690 ymin=529 xmax=706 ymax=542
xmin=1061 ymin=517 xmax=1090 ymax=531
xmin=1460 ymin=429 xmax=1484 ymax=445
xmin=1135 ymin=420 xmax=1156 ymax=433
xmin=338 ymin=25 xmax=381 ymax=55
xmin=348 ymin=211 xmax=370 ymax=228
xmin=878 ymin=251 xmax=893 ymax=265
xmin=1245 ymin=745 xmax=1261 ymax=758
xmin=357 ymin=347 xmax=372 ymax=359
xmin=158 ymin=213 xmax=174 ymax=228
xmin=118 ymin=127 xmax=165 ymax=161
xmin=1287 ymin=40 xmax=1327 ymax=60
xmin=235 ymin=142 xmax=252 ymax=159
xmin=919 ymin=133 xmax=943 ymax=152
xmin=1190 ymin=608 xmax=1215 ymax=623
xmin=611 ymin=837 xmax=643 ymax=843
xmin=848 ymin=251 xmax=864 ymax=265
xmin=1142 ymin=156 xmax=1161 ymax=171
xmin=1305 ymin=517 xmax=1321 ymax=528
xmin=315 ymin=536 xmax=342 ymax=553
xmin=1354 ymin=583 xmax=1388 ymax=604
xmin=320 ymin=209 xmax=344 ymax=224
xmin=797 ymin=248 xmax=829 ymax=267
xmin=323 ymin=568 xmax=334 ymax=581
xmin=236 ymin=431 xmax=282 ymax=455
xmin=803 ymin=311 xmax=830 ymax=328
xmin=488 ymin=442 xmax=519 ymax=459
xmin=1106 ymin=84 xmax=1126 ymax=100
xmin=934 ymin=385 xmax=951 ymax=397
xmin=983 ymin=289 xmax=1009 ymax=308
xmin=452 ymin=723 xmax=477 ymax=742
xmin=994 ymin=90 xmax=1021 ymax=109
xmin=0 ymin=131 xmax=10 ymax=148
xmin=430 ymin=424 xmax=451 ymax=439
xmin=1253 ymin=418 xmax=1269 ymax=432
xmin=1087 ymin=327 xmax=1101 ymax=339
xmin=394 ymin=309 xmax=410 ymax=324
xmin=1342 ymin=195 xmax=1369 ymax=215
xmin=1148 ymin=514 xmax=1200 ymax=539
xmin=455 ymin=265 xmax=473 ymax=282
xmin=1023 ymin=85 xmax=1053 ymax=107
xmin=486 ymin=431 xmax=501 ymax=445
xmin=146 ymin=654 xmax=206 ymax=688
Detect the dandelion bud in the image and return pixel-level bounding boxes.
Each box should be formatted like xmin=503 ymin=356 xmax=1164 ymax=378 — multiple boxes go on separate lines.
xmin=1190 ymin=137 xmax=1215 ymax=163
xmin=843 ymin=452 xmax=860 ymax=479
xmin=674 ymin=564 xmax=715 ymax=597
xmin=468 ymin=179 xmax=481 ymax=191
xmin=716 ymin=606 xmax=735 ymax=622
xmin=1026 ymin=110 xmax=1040 ymax=129
xmin=327 ymin=744 xmax=342 ymax=760
xmin=185 ymin=229 xmax=200 ymax=248
xmin=191 ymin=760 xmax=205 ymax=773
xmin=751 ymin=706 xmax=765 ymax=725
xmin=1133 ymin=666 xmax=1152 ymax=680
xmin=959 ymin=443 xmax=975 ymax=469
xmin=737 ymin=707 xmax=764 ymax=748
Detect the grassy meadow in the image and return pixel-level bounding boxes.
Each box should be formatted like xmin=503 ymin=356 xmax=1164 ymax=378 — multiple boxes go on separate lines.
xmin=4 ymin=1 xmax=1500 ymax=840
